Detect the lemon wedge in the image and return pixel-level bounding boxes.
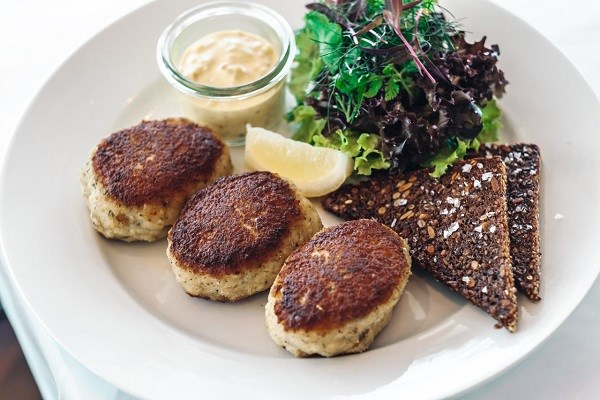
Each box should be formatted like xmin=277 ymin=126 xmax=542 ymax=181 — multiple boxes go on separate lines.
xmin=245 ymin=126 xmax=353 ymax=197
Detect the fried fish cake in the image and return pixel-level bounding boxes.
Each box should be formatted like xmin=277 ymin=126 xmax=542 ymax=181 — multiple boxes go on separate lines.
xmin=80 ymin=118 xmax=232 ymax=242
xmin=265 ymin=219 xmax=412 ymax=357
xmin=166 ymin=171 xmax=322 ymax=302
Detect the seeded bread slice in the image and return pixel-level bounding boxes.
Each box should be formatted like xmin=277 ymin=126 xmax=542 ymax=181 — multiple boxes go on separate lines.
xmin=469 ymin=144 xmax=541 ymax=301
xmin=323 ymin=157 xmax=518 ymax=332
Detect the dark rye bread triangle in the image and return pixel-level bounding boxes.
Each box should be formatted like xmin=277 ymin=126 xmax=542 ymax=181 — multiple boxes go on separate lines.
xmin=468 ymin=144 xmax=541 ymax=301
xmin=323 ymin=157 xmax=518 ymax=332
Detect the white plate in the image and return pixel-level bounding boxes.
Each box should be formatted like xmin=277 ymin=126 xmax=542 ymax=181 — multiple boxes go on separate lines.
xmin=1 ymin=0 xmax=599 ymax=398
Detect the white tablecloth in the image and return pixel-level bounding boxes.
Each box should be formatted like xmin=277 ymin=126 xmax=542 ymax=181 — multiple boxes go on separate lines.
xmin=1 ymin=1 xmax=599 ymax=398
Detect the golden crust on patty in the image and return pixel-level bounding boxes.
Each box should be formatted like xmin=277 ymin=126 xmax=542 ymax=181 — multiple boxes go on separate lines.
xmin=266 ymin=219 xmax=412 ymax=357
xmin=80 ymin=118 xmax=232 ymax=241
xmin=92 ymin=118 xmax=228 ymax=206
xmin=167 ymin=171 xmax=323 ymax=301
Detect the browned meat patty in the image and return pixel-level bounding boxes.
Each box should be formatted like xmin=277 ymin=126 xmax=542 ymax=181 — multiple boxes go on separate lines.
xmin=266 ymin=219 xmax=412 ymax=357
xmin=80 ymin=118 xmax=232 ymax=241
xmin=167 ymin=171 xmax=322 ymax=302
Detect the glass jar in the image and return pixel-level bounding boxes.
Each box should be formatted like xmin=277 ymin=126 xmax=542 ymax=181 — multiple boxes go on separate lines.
xmin=156 ymin=1 xmax=295 ymax=146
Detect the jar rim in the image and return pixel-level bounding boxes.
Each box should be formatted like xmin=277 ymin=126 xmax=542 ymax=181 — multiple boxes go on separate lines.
xmin=157 ymin=1 xmax=296 ymax=100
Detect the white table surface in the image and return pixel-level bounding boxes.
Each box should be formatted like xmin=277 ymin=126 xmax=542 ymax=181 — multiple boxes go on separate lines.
xmin=1 ymin=1 xmax=599 ymax=399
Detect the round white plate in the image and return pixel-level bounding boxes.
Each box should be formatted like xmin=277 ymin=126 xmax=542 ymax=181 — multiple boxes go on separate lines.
xmin=1 ymin=0 xmax=599 ymax=398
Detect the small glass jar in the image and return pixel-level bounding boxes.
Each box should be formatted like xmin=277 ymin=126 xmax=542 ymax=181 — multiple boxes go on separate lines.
xmin=157 ymin=1 xmax=295 ymax=146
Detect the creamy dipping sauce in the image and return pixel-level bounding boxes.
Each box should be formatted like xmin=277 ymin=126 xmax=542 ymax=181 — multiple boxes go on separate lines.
xmin=175 ymin=30 xmax=284 ymax=144
xmin=179 ymin=30 xmax=278 ymax=87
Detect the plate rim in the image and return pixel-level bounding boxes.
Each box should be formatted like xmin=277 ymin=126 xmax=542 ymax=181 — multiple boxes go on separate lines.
xmin=1 ymin=0 xmax=600 ymax=398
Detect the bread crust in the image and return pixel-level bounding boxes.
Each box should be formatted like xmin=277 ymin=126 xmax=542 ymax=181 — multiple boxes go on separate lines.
xmin=470 ymin=143 xmax=541 ymax=301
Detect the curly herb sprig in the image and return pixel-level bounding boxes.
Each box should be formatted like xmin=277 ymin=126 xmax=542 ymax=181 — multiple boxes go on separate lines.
xmin=383 ymin=0 xmax=435 ymax=83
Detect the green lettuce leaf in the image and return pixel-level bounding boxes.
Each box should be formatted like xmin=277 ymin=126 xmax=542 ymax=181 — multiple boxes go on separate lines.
xmin=313 ymin=128 xmax=360 ymax=154
xmin=313 ymin=130 xmax=390 ymax=175
xmin=423 ymin=100 xmax=503 ymax=177
xmin=354 ymin=134 xmax=391 ymax=175
xmin=422 ymin=138 xmax=469 ymax=178
xmin=287 ymin=105 xmax=326 ymax=143
xmin=288 ymin=105 xmax=389 ymax=176
xmin=304 ymin=11 xmax=343 ymax=73
xmin=477 ymin=99 xmax=502 ymax=143
xmin=288 ymin=23 xmax=324 ymax=103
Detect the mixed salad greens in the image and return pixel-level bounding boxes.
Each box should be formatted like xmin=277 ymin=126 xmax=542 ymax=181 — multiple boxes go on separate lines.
xmin=287 ymin=0 xmax=507 ymax=177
